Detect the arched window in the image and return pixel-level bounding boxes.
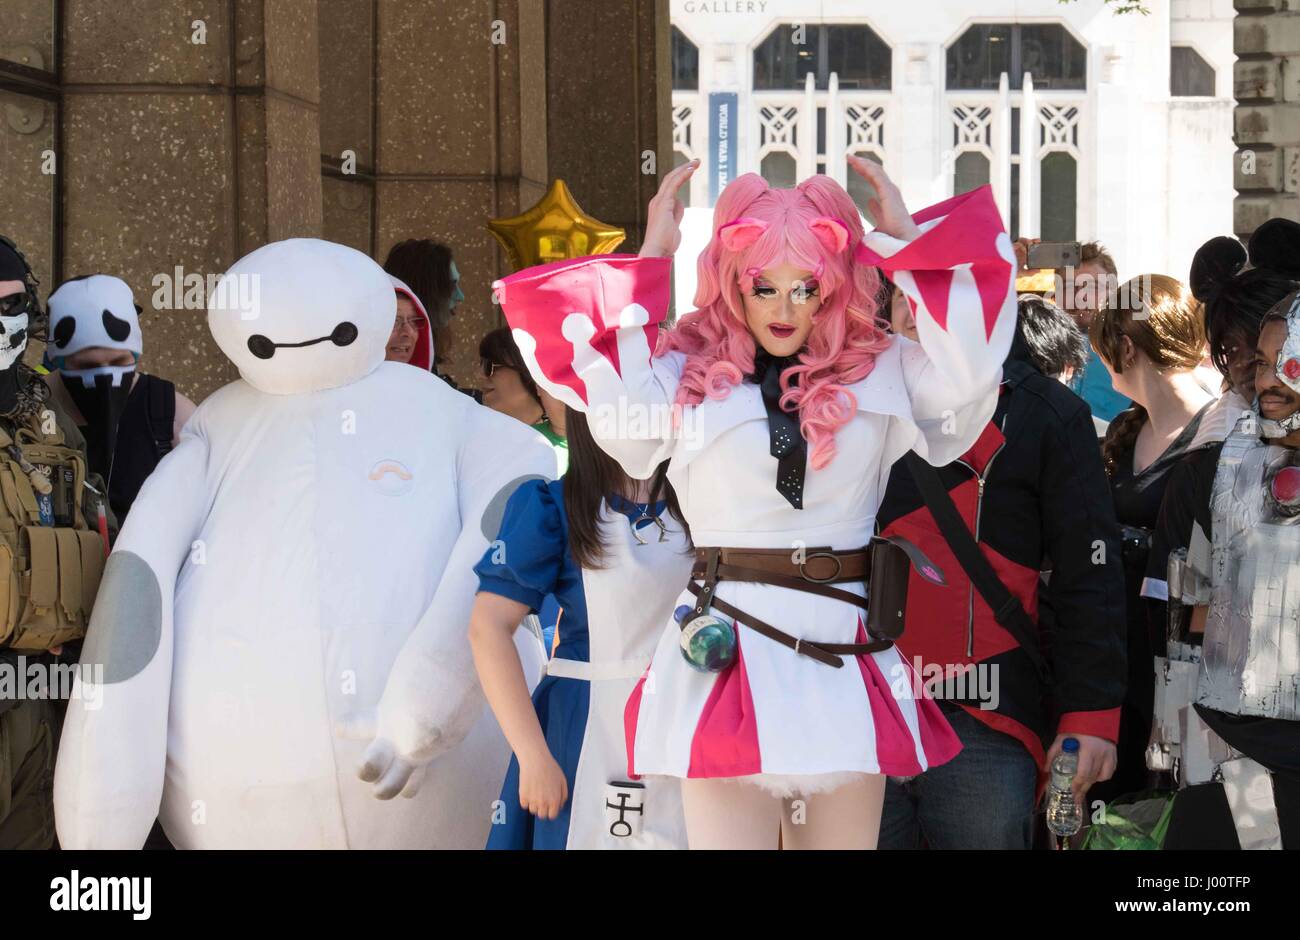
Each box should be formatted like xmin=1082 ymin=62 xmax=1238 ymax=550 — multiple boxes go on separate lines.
xmin=954 ymin=152 xmax=990 ymax=197
xmin=753 ymin=24 xmax=891 ymax=91
xmin=947 ymin=24 xmax=1085 ymax=91
xmin=760 ymin=152 xmax=797 ymax=189
xmin=845 ymin=152 xmax=883 ymax=225
xmin=1040 ymin=152 xmax=1077 ymax=241
xmin=672 ymin=27 xmax=699 ymax=91
xmin=1171 ymin=46 xmax=1215 ymax=97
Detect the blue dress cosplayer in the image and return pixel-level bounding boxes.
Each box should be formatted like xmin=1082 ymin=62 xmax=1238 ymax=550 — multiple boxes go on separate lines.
xmin=472 ymin=412 xmax=693 ymax=849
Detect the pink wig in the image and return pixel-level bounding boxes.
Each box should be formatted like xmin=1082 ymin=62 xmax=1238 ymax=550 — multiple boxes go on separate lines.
xmin=658 ymin=173 xmax=890 ymax=470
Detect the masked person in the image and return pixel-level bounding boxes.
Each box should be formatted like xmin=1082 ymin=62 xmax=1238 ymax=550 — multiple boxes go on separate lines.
xmin=1142 ymin=221 xmax=1300 ymax=849
xmin=43 ymin=275 xmax=196 ymax=522
xmin=0 ymin=235 xmax=110 ymax=849
xmin=54 ymin=238 xmax=554 ymax=849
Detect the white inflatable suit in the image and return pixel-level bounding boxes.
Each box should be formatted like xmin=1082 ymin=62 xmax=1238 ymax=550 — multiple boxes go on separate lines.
xmin=54 ymin=239 xmax=555 ymax=848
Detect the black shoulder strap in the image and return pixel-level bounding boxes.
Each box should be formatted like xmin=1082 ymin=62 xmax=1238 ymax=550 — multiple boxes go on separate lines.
xmin=901 ymin=450 xmax=1049 ymax=683
xmin=143 ymin=375 xmax=175 ymax=459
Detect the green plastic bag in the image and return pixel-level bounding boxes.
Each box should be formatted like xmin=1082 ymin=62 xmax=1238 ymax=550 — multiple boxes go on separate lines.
xmin=1082 ymin=790 xmax=1177 ymax=850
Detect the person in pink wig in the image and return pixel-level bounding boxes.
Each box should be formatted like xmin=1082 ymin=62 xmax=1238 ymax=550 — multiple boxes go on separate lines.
xmin=495 ymin=157 xmax=1017 ymax=849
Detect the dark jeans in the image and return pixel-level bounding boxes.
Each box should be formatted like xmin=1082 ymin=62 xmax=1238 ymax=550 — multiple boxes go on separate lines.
xmin=880 ymin=705 xmax=1038 ymax=850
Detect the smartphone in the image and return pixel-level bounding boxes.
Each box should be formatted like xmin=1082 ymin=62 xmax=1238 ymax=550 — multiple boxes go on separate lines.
xmin=1026 ymin=241 xmax=1082 ymax=270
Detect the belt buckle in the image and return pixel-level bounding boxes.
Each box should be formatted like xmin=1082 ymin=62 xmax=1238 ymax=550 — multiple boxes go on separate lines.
xmin=799 ymin=550 xmax=842 ymax=584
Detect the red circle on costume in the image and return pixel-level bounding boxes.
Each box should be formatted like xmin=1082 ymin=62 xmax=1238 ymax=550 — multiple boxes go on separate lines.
xmin=1272 ymin=466 xmax=1300 ymax=505
xmin=1284 ymin=358 xmax=1300 ymax=380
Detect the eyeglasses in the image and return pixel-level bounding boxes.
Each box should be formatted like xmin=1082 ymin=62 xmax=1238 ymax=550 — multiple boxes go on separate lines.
xmin=480 ymin=358 xmax=514 ymax=377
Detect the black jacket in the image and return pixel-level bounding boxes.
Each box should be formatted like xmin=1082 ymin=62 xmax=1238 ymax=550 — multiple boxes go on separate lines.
xmin=877 ymin=356 xmax=1128 ymax=765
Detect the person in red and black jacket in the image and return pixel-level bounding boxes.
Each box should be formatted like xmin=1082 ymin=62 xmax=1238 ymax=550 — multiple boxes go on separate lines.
xmin=875 ymin=293 xmax=1126 ymax=849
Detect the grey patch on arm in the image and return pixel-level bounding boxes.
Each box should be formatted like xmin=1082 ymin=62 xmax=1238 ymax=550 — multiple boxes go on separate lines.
xmin=480 ymin=475 xmax=549 ymax=540
xmin=79 ymin=551 xmax=163 ymax=684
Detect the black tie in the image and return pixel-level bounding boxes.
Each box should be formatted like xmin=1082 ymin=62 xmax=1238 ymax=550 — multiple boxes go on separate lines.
xmin=748 ymin=350 xmax=806 ymax=510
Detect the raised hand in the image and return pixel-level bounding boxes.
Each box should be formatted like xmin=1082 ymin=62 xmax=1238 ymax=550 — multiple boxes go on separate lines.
xmin=639 ymin=159 xmax=699 ymax=259
xmin=511 ymin=299 xmax=658 ymax=418
xmin=848 ymin=155 xmax=921 ymax=242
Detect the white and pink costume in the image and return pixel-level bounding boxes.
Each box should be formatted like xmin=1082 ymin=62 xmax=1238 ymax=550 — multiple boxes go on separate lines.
xmin=497 ymin=188 xmax=1017 ymax=793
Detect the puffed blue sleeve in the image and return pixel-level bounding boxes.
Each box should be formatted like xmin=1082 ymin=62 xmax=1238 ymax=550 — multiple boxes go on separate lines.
xmin=474 ymin=478 xmax=565 ymax=612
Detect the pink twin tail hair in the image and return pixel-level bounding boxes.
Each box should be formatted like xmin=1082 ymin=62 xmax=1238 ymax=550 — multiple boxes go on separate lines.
xmin=656 ymin=172 xmax=891 ymax=470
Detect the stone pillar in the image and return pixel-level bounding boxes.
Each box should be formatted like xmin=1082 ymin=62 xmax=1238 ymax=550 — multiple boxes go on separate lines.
xmin=366 ymin=0 xmax=669 ymax=388
xmin=1234 ymin=0 xmax=1300 ymax=238
xmin=545 ymin=0 xmax=672 ymax=256
xmin=318 ymin=0 xmax=375 ymax=255
xmin=0 ymin=1 xmax=59 ymax=298
xmin=59 ymin=0 xmax=323 ymax=401
xmin=370 ymin=0 xmax=531 ymax=383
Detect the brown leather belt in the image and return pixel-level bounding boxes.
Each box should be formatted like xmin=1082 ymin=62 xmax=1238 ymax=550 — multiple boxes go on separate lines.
xmin=685 ymin=545 xmax=892 ymax=669
xmin=691 ymin=545 xmax=868 ymax=584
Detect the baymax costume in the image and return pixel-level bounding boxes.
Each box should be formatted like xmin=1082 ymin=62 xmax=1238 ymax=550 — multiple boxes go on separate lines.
xmin=55 ymin=238 xmax=556 ymax=848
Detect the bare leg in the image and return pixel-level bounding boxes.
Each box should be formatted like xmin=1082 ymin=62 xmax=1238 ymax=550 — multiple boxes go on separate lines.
xmin=681 ymin=778 xmax=781 ymax=850
xmin=781 ymin=775 xmax=887 ymax=850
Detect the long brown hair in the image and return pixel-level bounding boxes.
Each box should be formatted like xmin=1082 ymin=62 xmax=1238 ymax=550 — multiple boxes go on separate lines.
xmin=562 ymin=407 xmax=690 ymax=569
xmin=1090 ymin=274 xmax=1206 ymax=475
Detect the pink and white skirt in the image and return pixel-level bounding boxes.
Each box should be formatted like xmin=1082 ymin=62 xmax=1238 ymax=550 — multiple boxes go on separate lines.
xmin=624 ymin=579 xmax=961 ymax=797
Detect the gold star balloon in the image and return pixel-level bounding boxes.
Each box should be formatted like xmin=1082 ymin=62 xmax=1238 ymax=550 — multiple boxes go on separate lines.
xmin=488 ymin=179 xmax=626 ymax=272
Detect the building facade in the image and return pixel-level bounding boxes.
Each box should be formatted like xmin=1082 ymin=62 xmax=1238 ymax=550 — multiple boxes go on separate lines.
xmin=670 ymin=0 xmax=1235 ymax=289
xmin=1234 ymin=0 xmax=1300 ymax=236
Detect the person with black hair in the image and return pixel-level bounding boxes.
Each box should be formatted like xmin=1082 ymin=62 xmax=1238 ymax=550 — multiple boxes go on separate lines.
xmin=876 ymin=295 xmax=1126 ymax=849
xmin=1012 ymin=295 xmax=1090 ymax=382
xmin=479 ymin=326 xmax=567 ymax=474
xmin=1144 ymin=221 xmax=1300 ymax=611
xmin=469 ymin=408 xmax=692 ymax=848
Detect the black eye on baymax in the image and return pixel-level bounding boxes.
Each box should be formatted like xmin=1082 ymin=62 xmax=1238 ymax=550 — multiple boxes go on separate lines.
xmin=247 ymin=321 xmax=359 ymax=360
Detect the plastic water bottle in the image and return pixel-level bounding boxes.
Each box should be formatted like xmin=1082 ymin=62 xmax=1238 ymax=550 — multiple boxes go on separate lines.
xmin=1046 ymin=737 xmax=1083 ymax=843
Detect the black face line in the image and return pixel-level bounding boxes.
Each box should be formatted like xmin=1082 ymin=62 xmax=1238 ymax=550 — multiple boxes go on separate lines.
xmin=247 ymin=321 xmax=359 ymax=360
xmin=51 ymin=315 xmax=76 ymax=348
xmin=102 ymin=307 xmax=132 ymax=342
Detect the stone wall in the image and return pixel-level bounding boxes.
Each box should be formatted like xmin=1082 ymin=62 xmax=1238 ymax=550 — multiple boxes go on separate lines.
xmin=1235 ymin=0 xmax=1300 ymax=236
xmin=2 ymin=0 xmax=669 ymax=401
xmin=321 ymin=0 xmax=671 ymax=390
xmin=52 ymin=0 xmax=325 ymax=400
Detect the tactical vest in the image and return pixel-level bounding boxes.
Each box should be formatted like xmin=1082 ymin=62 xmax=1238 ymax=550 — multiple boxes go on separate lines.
xmin=0 ymin=408 xmax=105 ymax=652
